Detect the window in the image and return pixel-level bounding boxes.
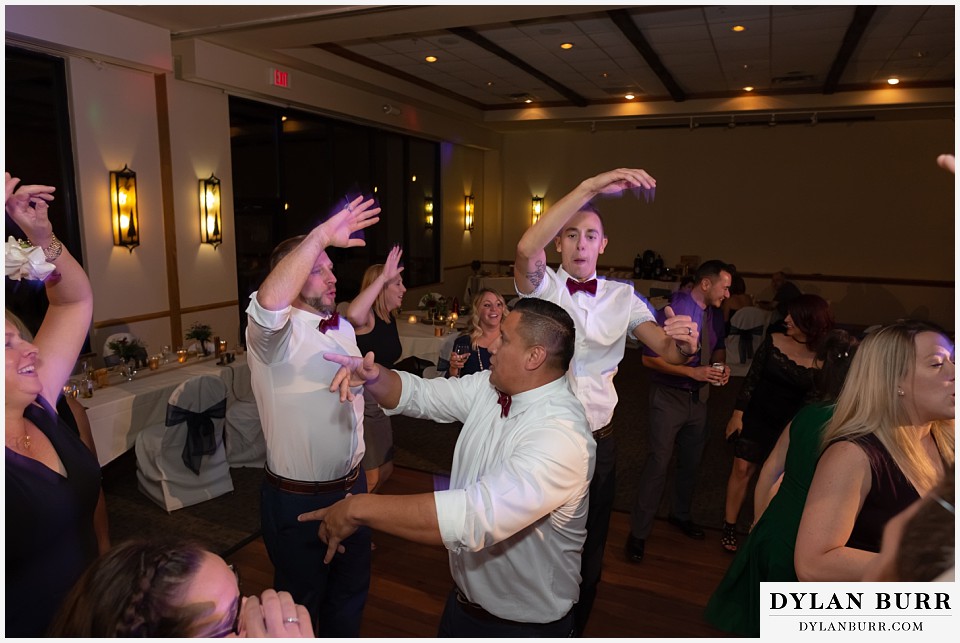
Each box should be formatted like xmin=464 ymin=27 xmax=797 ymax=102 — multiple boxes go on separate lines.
xmin=230 ymin=97 xmax=441 ymax=318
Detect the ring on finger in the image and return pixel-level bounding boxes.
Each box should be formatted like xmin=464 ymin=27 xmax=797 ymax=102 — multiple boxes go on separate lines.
xmin=284 ymin=617 xmax=300 ymax=624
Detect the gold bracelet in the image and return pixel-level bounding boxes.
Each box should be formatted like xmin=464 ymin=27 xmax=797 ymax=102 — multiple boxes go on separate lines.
xmin=41 ymin=235 xmax=63 ymax=262
xmin=22 ymin=234 xmax=63 ymax=262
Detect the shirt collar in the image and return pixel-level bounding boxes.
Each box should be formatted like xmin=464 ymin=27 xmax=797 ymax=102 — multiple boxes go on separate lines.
xmin=501 ymin=375 xmax=570 ymax=418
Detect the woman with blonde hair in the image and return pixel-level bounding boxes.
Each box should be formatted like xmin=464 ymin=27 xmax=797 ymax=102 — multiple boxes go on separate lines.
xmin=446 ymin=288 xmax=507 ymax=378
xmin=794 ymin=320 xmax=954 ymax=581
xmin=5 ymin=172 xmax=99 ymax=636
xmin=345 ymin=245 xmax=405 ymax=492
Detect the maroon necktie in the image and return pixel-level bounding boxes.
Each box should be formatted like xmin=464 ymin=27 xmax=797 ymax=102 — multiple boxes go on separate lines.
xmin=566 ymin=278 xmax=597 ymax=296
xmin=318 ymin=313 xmax=340 ymax=334
xmin=496 ymin=389 xmax=512 ymax=418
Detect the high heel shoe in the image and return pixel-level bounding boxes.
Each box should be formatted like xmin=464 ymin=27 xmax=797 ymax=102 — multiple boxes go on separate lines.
xmin=721 ymin=521 xmax=738 ymax=553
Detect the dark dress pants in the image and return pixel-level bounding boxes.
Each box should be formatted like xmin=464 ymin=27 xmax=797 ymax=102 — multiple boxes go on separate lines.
xmin=438 ymin=588 xmax=575 ymax=637
xmin=629 ymin=383 xmax=709 ymax=539
xmin=572 ymin=432 xmax=616 ymax=636
xmin=260 ymin=468 xmax=371 ymax=637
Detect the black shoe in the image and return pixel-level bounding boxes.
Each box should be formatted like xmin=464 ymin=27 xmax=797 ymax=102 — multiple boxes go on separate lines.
xmin=625 ymin=534 xmax=645 ymax=562
xmin=668 ymin=515 xmax=705 ymax=540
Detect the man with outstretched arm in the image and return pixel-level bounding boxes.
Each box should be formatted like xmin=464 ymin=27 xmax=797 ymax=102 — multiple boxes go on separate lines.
xmin=300 ymin=298 xmax=595 ymax=637
xmin=513 ymin=167 xmax=700 ymax=635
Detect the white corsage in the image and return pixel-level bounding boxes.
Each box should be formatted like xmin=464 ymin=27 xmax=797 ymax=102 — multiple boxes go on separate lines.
xmin=5 ymin=236 xmax=56 ymax=281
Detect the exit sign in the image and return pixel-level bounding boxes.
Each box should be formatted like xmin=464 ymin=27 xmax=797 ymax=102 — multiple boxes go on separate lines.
xmin=270 ymin=68 xmax=290 ymax=88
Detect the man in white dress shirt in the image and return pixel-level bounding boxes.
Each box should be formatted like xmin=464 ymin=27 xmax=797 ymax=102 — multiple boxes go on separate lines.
xmin=245 ymin=195 xmax=379 ymax=636
xmin=301 ymin=297 xmax=595 ymax=637
xmin=514 ymin=168 xmax=700 ymax=636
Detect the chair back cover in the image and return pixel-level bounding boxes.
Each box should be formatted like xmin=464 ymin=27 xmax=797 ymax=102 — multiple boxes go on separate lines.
xmin=135 ymin=375 xmax=234 ymax=511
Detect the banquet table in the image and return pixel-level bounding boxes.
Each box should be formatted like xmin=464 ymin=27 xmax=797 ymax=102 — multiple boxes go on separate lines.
xmin=397 ymin=313 xmax=463 ymax=366
xmin=80 ymin=354 xmax=253 ymax=466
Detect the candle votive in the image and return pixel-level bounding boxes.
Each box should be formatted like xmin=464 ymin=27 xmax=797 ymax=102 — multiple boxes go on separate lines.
xmin=218 ymin=339 xmax=228 ymax=355
xmin=177 ymin=348 xmax=188 ymax=364
xmin=407 ymin=315 xmax=417 ymax=324
xmin=149 ymin=355 xmax=161 ymax=370
xmin=450 ymin=312 xmax=458 ymax=321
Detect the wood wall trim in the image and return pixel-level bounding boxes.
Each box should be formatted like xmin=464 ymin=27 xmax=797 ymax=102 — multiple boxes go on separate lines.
xmin=479 ymin=259 xmax=953 ymax=289
xmin=93 ymin=300 xmax=240 ymax=329
xmin=155 ymin=74 xmax=182 ymax=343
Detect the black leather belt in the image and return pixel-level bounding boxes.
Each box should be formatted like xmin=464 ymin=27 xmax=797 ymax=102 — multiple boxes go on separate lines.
xmin=454 ymin=587 xmax=517 ymax=626
xmin=264 ymin=465 xmax=360 ymax=494
xmin=592 ymin=424 xmax=614 ymax=440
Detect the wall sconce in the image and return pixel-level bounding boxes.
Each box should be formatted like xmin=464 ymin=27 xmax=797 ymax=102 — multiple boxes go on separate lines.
xmin=199 ymin=174 xmax=223 ymax=249
xmin=464 ymin=195 xmax=475 ymax=231
xmin=110 ymin=165 xmax=140 ymax=252
xmin=424 ymin=197 xmax=434 ymax=229
xmin=531 ymin=195 xmax=544 ymax=225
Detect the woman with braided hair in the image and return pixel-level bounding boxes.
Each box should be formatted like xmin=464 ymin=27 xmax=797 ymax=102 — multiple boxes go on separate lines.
xmin=50 ymin=539 xmax=314 ymax=637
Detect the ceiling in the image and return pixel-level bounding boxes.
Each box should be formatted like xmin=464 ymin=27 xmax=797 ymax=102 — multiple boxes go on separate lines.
xmin=97 ymin=4 xmax=955 ymax=129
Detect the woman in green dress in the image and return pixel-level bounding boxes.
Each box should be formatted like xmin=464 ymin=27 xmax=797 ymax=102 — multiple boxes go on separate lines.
xmin=704 ymin=330 xmax=859 ymax=637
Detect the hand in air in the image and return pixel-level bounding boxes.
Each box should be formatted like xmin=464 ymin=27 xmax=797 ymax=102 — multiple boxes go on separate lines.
xmin=582 ymin=168 xmax=657 ymax=200
xmin=319 ymin=196 xmax=381 ymax=249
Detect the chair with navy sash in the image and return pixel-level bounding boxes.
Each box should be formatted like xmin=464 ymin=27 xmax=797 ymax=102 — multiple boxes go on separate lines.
xmin=135 ymin=375 xmax=234 ymax=511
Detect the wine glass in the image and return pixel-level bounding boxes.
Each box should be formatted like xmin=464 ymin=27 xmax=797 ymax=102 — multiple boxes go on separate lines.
xmin=453 ymin=343 xmax=471 ymax=370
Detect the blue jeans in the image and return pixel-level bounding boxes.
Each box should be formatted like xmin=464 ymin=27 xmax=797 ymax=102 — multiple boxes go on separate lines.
xmin=438 ymin=588 xmax=574 ymax=637
xmin=260 ymin=469 xmax=371 ymax=637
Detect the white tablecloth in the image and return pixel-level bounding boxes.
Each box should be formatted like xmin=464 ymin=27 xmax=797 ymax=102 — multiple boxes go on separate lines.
xmin=82 ymin=354 xmax=252 ymax=466
xmin=397 ymin=314 xmax=462 ymax=365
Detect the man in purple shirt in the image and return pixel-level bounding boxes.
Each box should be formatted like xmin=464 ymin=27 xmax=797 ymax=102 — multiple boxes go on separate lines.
xmin=626 ymin=259 xmax=733 ymax=562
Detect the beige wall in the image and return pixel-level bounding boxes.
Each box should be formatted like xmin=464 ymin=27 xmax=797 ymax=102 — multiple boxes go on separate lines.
xmin=498 ymin=121 xmax=955 ymax=328
xmin=499 ymin=122 xmax=954 ymax=278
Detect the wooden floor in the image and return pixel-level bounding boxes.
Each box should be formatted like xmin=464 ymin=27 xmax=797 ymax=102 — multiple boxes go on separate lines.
xmin=225 ymin=467 xmax=734 ymax=638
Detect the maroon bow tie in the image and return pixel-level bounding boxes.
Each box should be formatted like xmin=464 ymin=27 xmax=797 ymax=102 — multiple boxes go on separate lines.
xmin=566 ymin=278 xmax=597 ymax=296
xmin=496 ymin=389 xmax=512 ymax=418
xmin=318 ymin=313 xmax=340 ymax=334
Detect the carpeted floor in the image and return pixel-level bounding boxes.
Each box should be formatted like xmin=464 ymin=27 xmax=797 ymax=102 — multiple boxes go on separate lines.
xmin=103 ymin=347 xmax=756 ymax=556
xmin=102 ymin=454 xmax=265 ymax=557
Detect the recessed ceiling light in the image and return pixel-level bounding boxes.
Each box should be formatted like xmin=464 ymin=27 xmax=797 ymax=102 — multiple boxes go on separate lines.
xmin=743 ymin=86 xmax=755 ymax=92
xmin=281 ymin=116 xmax=288 ymax=122
xmin=731 ymin=25 xmax=746 ymax=32
xmin=560 ymin=42 xmax=574 ymax=50
xmin=887 ymin=77 xmax=900 ymax=85
xmin=524 ymin=98 xmax=533 ymax=104
xmin=624 ymin=93 xmax=636 ymax=100
xmin=601 ymin=72 xmax=609 ymax=78
xmin=486 ymin=81 xmax=494 ymax=87
xmin=425 ymin=55 xmax=438 ymax=63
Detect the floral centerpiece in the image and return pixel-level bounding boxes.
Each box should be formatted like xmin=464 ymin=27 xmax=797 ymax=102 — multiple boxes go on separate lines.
xmin=418 ymin=292 xmax=448 ymax=321
xmin=108 ymin=337 xmax=148 ymax=367
xmin=185 ymin=322 xmax=213 ymax=356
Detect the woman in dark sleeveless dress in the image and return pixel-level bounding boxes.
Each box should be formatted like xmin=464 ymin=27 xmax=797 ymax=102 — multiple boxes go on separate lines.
xmin=795 ymin=321 xmax=954 ymax=581
xmin=720 ymin=294 xmax=834 ymax=552
xmin=345 ymin=245 xmax=405 ymax=492
xmin=5 ymin=172 xmax=101 ymax=636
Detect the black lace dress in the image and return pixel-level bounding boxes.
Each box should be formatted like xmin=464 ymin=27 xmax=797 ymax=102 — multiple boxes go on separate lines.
xmin=733 ymin=333 xmax=816 ymax=464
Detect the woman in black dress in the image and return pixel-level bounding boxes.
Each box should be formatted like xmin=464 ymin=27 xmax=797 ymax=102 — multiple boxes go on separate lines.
xmin=345 ymin=245 xmax=405 ymax=492
xmin=5 ymin=172 xmax=101 ymax=636
xmin=719 ymin=294 xmax=833 ymax=552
